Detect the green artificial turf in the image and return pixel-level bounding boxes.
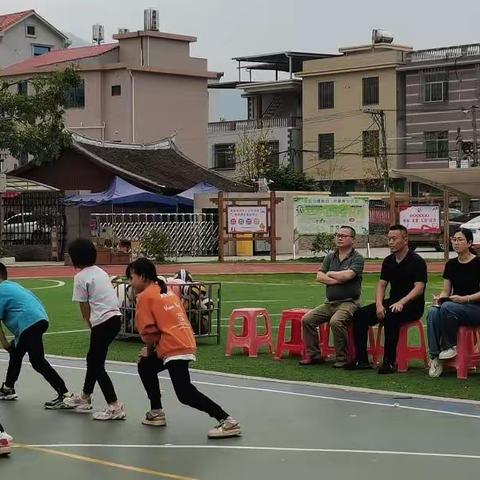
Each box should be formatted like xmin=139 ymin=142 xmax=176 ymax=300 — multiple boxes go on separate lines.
xmin=10 ymin=273 xmax=480 ymax=402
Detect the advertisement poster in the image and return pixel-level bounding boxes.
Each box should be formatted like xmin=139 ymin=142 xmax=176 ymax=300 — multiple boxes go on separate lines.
xmin=227 ymin=206 xmax=267 ymax=234
xmin=399 ymin=205 xmax=440 ymax=234
xmin=293 ymin=196 xmax=369 ymax=235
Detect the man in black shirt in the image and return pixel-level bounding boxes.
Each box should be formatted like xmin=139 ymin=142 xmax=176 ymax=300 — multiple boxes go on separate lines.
xmin=346 ymin=224 xmax=428 ymax=374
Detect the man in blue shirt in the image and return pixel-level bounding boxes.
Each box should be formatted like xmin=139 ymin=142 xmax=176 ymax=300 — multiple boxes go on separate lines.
xmin=0 ymin=263 xmax=71 ymax=408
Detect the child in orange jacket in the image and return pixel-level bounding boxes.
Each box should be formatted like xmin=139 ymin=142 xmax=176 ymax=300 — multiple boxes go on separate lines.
xmin=127 ymin=258 xmax=241 ymax=438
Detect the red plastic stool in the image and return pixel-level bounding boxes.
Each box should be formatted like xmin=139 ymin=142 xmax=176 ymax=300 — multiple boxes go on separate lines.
xmin=375 ymin=319 xmax=428 ymax=372
xmin=445 ymin=326 xmax=480 ymax=379
xmin=275 ymin=308 xmax=310 ymax=360
xmin=320 ymin=323 xmax=376 ymax=362
xmin=225 ymin=308 xmax=274 ymax=358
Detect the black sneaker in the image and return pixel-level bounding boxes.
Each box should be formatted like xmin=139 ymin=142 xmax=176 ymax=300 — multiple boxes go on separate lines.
xmin=378 ymin=363 xmax=396 ymax=375
xmin=344 ymin=361 xmax=373 ymax=370
xmin=299 ymin=357 xmax=325 ymax=366
xmin=0 ymin=383 xmax=18 ymax=401
xmin=44 ymin=392 xmax=73 ymax=410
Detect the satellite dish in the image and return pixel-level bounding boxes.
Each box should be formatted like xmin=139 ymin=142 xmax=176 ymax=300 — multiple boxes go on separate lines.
xmin=372 ymin=29 xmax=394 ymax=44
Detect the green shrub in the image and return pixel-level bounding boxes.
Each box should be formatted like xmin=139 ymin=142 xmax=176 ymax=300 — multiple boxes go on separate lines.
xmin=311 ymin=233 xmax=335 ymax=257
xmin=141 ymin=229 xmax=172 ymax=262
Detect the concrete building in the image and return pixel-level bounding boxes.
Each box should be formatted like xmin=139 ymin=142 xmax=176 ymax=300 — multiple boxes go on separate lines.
xmin=0 ymin=9 xmax=69 ymax=69
xmin=397 ymin=44 xmax=480 ymax=195
xmin=299 ymin=40 xmax=412 ymax=193
xmin=208 ymin=52 xmax=334 ymax=179
xmin=0 ymin=28 xmax=219 ymax=171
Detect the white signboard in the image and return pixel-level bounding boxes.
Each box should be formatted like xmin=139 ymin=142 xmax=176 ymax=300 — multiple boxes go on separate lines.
xmin=293 ymin=196 xmax=369 ymax=235
xmin=227 ymin=206 xmax=267 ymax=234
xmin=399 ymin=205 xmax=440 ymax=234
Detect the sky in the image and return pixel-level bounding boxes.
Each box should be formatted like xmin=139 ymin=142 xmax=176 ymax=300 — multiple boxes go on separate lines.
xmin=2 ymin=0 xmax=480 ymax=118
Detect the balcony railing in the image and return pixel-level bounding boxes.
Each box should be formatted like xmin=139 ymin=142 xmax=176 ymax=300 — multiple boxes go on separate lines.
xmin=208 ymin=116 xmax=302 ymax=134
xmin=407 ymin=44 xmax=480 ymax=63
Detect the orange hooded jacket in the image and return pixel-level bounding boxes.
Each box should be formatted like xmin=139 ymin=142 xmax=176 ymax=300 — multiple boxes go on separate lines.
xmin=135 ymin=284 xmax=196 ymax=359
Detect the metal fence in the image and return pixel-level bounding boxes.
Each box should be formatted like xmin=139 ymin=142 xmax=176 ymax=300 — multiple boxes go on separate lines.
xmin=111 ymin=278 xmax=222 ymax=344
xmin=91 ymin=212 xmax=218 ymax=257
xmin=1 ymin=191 xmax=65 ymax=247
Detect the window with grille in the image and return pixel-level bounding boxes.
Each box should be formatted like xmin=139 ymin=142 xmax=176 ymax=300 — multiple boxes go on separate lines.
xmin=64 ymin=80 xmax=85 ymax=109
xmin=26 ymin=25 xmax=36 ymax=37
xmin=213 ymin=144 xmax=235 ymax=169
xmin=259 ymin=140 xmax=280 ymax=168
xmin=423 ymin=69 xmax=448 ymax=103
xmin=362 ymin=130 xmax=380 ymax=157
xmin=318 ymin=133 xmax=334 ymax=159
xmin=318 ymin=81 xmax=334 ymax=109
xmin=425 ymin=131 xmax=449 ymax=159
xmin=362 ymin=77 xmax=379 ymax=105
xmin=111 ymin=85 xmax=122 ymax=96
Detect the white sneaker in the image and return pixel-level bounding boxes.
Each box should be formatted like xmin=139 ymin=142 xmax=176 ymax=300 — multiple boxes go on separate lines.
xmin=207 ymin=416 xmax=241 ymax=438
xmin=93 ymin=403 xmax=126 ymax=421
xmin=428 ymin=357 xmax=443 ymax=378
xmin=439 ymin=347 xmax=457 ymax=360
xmin=142 ymin=410 xmax=167 ymax=427
xmin=64 ymin=394 xmax=93 ymax=413
xmin=0 ymin=431 xmax=13 ymax=456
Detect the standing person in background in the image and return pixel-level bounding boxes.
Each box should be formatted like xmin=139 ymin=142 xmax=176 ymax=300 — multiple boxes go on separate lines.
xmin=300 ymin=226 xmax=364 ymax=368
xmin=347 ymin=225 xmax=427 ymax=374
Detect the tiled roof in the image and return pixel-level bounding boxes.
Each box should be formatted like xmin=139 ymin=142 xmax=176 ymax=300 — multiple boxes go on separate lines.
xmin=0 ymin=43 xmax=118 ymax=76
xmin=0 ymin=9 xmax=33 ymax=31
xmin=73 ymin=138 xmax=248 ymax=193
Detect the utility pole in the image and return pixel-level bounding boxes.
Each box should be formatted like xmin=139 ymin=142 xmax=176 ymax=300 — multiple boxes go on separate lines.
xmin=472 ymin=105 xmax=478 ymax=167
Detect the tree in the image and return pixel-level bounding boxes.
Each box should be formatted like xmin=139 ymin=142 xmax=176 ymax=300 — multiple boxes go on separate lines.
xmin=234 ymin=128 xmax=276 ymax=185
xmin=0 ymin=67 xmax=81 ymax=165
xmin=267 ymin=165 xmax=318 ymax=191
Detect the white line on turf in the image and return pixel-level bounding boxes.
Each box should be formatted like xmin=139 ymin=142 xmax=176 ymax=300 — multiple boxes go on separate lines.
xmin=19 ymin=444 xmax=480 ymax=460
xmin=30 ymin=280 xmax=66 ymax=290
xmin=2 ymin=357 xmax=479 ymax=420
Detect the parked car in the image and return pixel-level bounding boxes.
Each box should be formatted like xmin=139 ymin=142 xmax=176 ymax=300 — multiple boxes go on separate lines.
xmin=409 ymin=209 xmax=467 ymax=252
xmin=3 ymin=212 xmax=50 ymax=243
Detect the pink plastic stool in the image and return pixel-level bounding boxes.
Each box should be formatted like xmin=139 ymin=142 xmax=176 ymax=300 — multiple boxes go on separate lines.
xmin=320 ymin=323 xmax=376 ymax=363
xmin=445 ymin=326 xmax=480 ymax=379
xmin=375 ymin=319 xmax=428 ymax=372
xmin=225 ymin=308 xmax=274 ymax=358
xmin=275 ymin=308 xmax=310 ymax=360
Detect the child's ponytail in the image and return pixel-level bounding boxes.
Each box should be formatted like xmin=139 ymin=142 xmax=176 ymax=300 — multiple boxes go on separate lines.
xmin=127 ymin=258 xmax=167 ymax=292
xmin=156 ymin=277 xmax=168 ymax=294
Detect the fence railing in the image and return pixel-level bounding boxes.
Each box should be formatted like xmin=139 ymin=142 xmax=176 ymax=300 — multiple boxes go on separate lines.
xmin=91 ymin=212 xmax=218 ymax=257
xmin=208 ymin=116 xmax=302 ymax=134
xmin=407 ymin=44 xmax=480 ymax=62
xmin=1 ymin=191 xmax=65 ymax=248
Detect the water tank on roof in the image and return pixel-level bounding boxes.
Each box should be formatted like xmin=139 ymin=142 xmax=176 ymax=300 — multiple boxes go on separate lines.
xmin=372 ymin=29 xmax=394 ymax=44
xmin=144 ymin=8 xmax=159 ymax=31
xmin=92 ymin=24 xmax=104 ymax=44
xmin=118 ymin=28 xmax=129 ymax=34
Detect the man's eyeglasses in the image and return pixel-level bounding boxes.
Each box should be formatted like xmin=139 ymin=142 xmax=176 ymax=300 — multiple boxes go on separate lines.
xmin=450 ymin=237 xmax=467 ymax=243
xmin=335 ymin=234 xmax=352 ymax=239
